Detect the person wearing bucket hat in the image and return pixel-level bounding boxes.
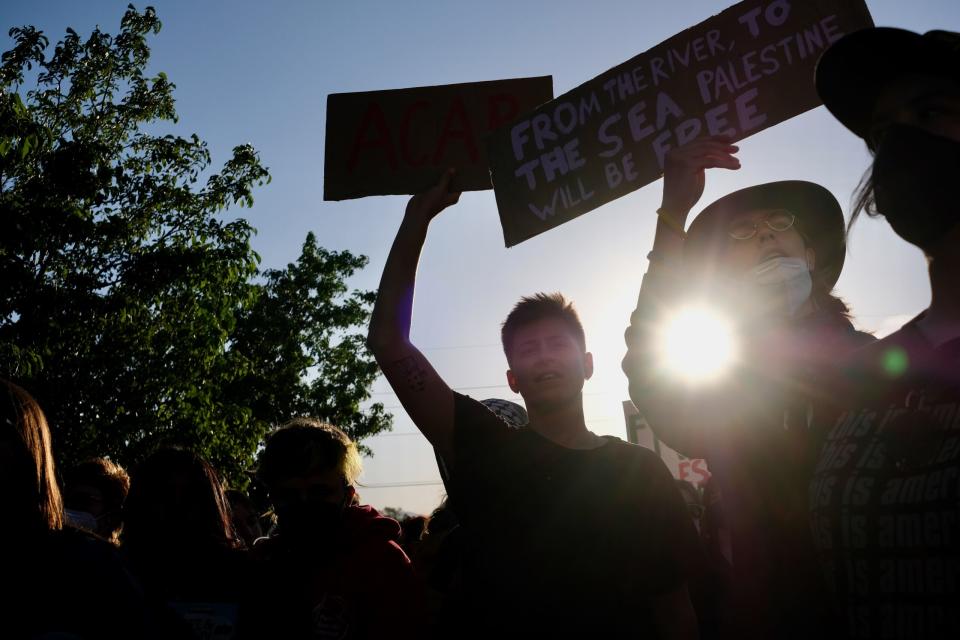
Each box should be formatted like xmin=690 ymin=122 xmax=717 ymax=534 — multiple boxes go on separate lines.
xmin=809 ymin=27 xmax=960 ymax=639
xmin=622 ymin=136 xmax=874 ymax=639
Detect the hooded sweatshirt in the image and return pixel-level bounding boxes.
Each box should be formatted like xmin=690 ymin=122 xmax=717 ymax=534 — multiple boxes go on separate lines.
xmin=254 ymin=504 xmax=424 ymax=640
xmin=623 ymin=271 xmax=875 ymax=639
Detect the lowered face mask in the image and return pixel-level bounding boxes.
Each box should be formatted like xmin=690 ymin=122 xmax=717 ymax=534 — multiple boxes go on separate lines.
xmin=748 ymin=257 xmax=813 ymax=317
xmin=65 ymin=508 xmax=100 ymax=532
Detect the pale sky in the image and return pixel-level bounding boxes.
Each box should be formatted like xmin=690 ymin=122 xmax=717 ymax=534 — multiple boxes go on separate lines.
xmin=5 ymin=0 xmax=958 ymax=514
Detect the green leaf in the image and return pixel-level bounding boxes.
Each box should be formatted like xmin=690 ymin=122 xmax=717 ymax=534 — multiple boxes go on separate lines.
xmin=0 ymin=6 xmax=383 ymax=489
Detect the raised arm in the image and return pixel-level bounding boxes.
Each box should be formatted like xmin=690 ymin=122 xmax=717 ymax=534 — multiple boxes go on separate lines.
xmin=622 ymin=137 xmax=739 ymax=456
xmin=367 ymin=170 xmax=461 ymax=460
xmin=645 ymin=135 xmax=740 ymax=289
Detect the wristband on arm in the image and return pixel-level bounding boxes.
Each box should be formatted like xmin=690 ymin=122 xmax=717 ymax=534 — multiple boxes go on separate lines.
xmin=655 ymin=207 xmax=688 ymax=239
xmin=647 ymin=250 xmax=682 ymax=266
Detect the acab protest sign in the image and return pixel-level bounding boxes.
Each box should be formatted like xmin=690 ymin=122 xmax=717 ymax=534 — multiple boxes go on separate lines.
xmin=324 ymin=76 xmax=553 ymax=200
xmin=487 ymin=0 xmax=873 ymax=247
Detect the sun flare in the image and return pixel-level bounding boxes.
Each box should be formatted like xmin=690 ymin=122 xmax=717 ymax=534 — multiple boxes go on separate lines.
xmin=658 ymin=306 xmax=738 ymax=384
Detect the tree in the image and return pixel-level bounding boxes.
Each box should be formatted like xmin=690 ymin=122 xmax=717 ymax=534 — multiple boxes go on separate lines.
xmin=0 ymin=5 xmax=390 ymax=485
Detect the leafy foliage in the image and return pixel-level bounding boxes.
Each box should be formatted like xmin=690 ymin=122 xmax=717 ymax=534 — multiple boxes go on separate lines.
xmin=0 ymin=6 xmax=390 ymax=485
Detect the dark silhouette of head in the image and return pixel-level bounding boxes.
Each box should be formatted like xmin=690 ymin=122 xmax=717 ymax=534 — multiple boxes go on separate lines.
xmin=258 ymin=418 xmax=362 ymax=490
xmin=257 ymin=419 xmax=362 ymax=542
xmin=122 ymin=447 xmax=237 ymax=553
xmin=817 ymin=28 xmax=960 ymax=255
xmin=64 ymin=457 xmax=130 ymax=543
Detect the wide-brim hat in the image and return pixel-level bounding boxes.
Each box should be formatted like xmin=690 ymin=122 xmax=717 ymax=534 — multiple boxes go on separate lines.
xmin=816 ymin=27 xmax=960 ymax=144
xmin=684 ymin=181 xmax=846 ymax=288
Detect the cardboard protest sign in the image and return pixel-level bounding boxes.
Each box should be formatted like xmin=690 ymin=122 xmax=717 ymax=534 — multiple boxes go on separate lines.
xmin=488 ymin=0 xmax=874 ymax=246
xmin=324 ymin=77 xmax=553 ymax=200
xmin=623 ymin=401 xmax=711 ymax=486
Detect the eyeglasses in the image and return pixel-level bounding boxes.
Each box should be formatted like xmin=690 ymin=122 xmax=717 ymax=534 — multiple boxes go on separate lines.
xmin=727 ymin=210 xmax=797 ymax=241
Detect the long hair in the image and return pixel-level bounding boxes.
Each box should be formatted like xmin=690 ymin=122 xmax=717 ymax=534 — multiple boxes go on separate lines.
xmin=0 ymin=378 xmax=64 ymax=532
xmin=795 ymin=219 xmax=854 ymax=322
xmin=810 ymin=265 xmax=854 ymax=322
xmin=122 ymin=447 xmax=238 ymax=552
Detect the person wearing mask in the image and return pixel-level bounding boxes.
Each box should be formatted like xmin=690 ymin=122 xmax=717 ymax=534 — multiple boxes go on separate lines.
xmin=809 ymin=27 xmax=960 ymax=639
xmin=622 ymin=140 xmax=873 ymax=638
xmin=63 ymin=456 xmax=130 ymax=544
xmin=254 ymin=418 xmax=423 ymax=639
xmin=226 ymin=489 xmax=264 ymax=549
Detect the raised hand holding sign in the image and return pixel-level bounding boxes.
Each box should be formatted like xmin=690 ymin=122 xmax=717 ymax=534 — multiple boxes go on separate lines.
xmin=486 ymin=0 xmax=873 ymax=246
xmin=405 ymin=168 xmax=462 ymax=224
xmin=661 ymin=135 xmax=741 ymax=217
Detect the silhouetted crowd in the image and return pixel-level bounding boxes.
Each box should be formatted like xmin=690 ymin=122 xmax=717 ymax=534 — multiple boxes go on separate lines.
xmin=5 ymin=26 xmax=960 ymax=640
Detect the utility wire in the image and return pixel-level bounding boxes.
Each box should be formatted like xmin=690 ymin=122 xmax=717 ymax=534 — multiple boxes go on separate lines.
xmin=420 ymin=343 xmax=500 ymax=351
xmin=370 ymin=383 xmax=511 ymax=396
xmin=357 ymin=480 xmax=444 ymax=488
xmin=371 ymin=387 xmax=624 ymax=397
xmin=369 ymin=416 xmax=622 ymax=438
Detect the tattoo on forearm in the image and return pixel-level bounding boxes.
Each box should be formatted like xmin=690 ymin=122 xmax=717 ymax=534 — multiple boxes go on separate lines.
xmin=392 ymin=356 xmax=428 ymax=392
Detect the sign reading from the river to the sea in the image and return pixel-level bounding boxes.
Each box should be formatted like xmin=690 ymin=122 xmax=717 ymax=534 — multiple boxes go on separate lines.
xmin=487 ymin=0 xmax=874 ymax=246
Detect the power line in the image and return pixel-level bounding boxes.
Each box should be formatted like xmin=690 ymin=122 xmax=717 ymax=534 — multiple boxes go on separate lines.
xmin=420 ymin=343 xmax=500 ymax=351
xmin=371 ymin=387 xmax=623 ymax=397
xmin=357 ymin=480 xmax=444 ymax=488
xmin=370 ymin=431 xmax=427 ymax=438
xmin=371 ymin=383 xmax=511 ymax=396
xmin=380 ymin=316 xmax=914 ymax=354
xmin=367 ymin=417 xmax=622 ymax=438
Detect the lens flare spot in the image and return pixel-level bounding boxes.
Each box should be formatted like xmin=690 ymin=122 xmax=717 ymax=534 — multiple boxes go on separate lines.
xmin=658 ymin=307 xmax=738 ymax=384
xmin=882 ymin=346 xmax=909 ymax=378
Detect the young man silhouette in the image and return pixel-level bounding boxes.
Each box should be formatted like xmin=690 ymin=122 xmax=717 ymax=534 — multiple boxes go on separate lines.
xmin=368 ymin=171 xmax=700 ymax=639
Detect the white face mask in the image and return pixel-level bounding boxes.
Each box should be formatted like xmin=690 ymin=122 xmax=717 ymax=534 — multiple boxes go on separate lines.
xmin=65 ymin=508 xmax=99 ymax=532
xmin=749 ymin=257 xmax=813 ymax=316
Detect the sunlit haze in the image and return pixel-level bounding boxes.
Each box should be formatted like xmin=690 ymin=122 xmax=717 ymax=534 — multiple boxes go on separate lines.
xmin=658 ymin=306 xmax=739 ymax=383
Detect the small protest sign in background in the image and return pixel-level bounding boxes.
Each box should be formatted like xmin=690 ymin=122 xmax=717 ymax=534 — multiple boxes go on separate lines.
xmin=324 ymin=76 xmax=553 ymax=200
xmin=623 ymin=401 xmax=711 ymax=486
xmin=487 ymin=0 xmax=873 ymax=247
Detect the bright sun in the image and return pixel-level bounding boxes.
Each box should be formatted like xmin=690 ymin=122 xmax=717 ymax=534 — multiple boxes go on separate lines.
xmin=657 ymin=306 xmax=738 ymax=384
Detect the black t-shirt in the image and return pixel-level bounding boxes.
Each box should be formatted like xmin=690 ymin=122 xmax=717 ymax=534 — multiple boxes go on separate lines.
xmin=810 ymin=322 xmax=960 ymax=639
xmin=450 ymin=393 xmax=698 ymax=637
